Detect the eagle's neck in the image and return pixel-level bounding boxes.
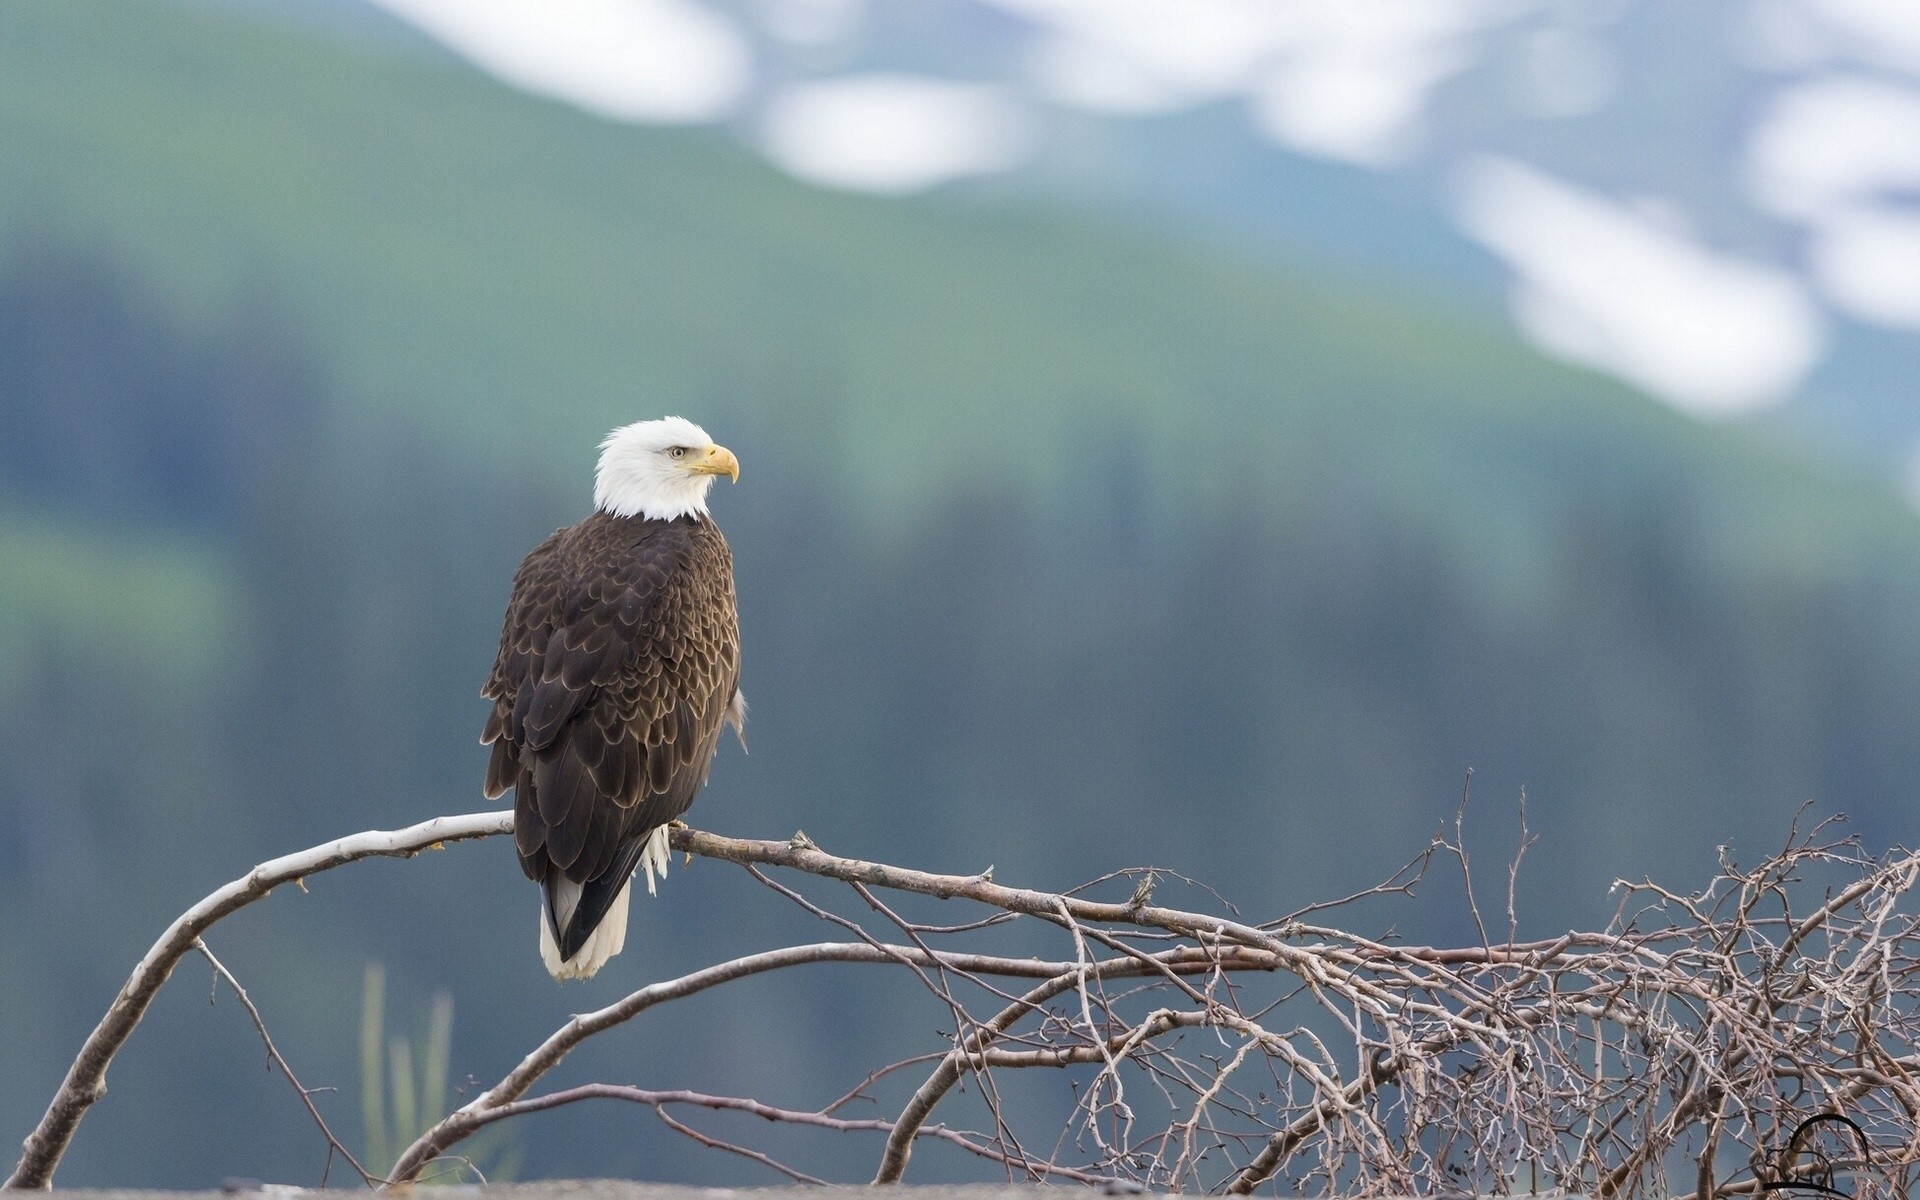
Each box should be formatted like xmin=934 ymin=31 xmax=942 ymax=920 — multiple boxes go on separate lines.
xmin=594 ymin=468 xmax=713 ymax=522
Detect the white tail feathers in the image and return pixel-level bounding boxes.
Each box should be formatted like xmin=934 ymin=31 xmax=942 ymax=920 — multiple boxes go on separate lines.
xmin=537 ymin=824 xmax=676 ymax=980
xmin=540 ymin=878 xmax=629 ymax=979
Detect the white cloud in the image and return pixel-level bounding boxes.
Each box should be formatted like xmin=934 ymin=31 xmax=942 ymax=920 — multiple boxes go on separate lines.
xmin=761 ymin=75 xmax=1031 ymax=194
xmin=1247 ymin=36 xmax=1472 ymax=165
xmin=1809 ymin=207 xmax=1920 ymax=327
xmin=1748 ymin=76 xmax=1920 ymax=218
xmin=1799 ymin=0 xmax=1920 ymax=73
xmin=988 ymin=0 xmax=1294 ymax=102
xmin=366 ymin=0 xmax=751 ymax=124
xmin=1246 ymin=0 xmax=1512 ymax=164
xmin=1747 ymin=76 xmax=1920 ymax=328
xmin=1027 ymin=32 xmax=1194 ymax=115
xmin=1455 ymin=157 xmax=1825 ymax=416
xmin=989 ymin=0 xmax=1513 ymax=166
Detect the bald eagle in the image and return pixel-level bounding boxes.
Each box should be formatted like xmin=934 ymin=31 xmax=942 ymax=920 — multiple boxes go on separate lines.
xmin=482 ymin=417 xmax=743 ymax=980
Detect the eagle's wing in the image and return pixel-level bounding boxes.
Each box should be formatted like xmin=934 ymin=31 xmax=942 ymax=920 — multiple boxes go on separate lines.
xmin=482 ymin=519 xmax=739 ymax=960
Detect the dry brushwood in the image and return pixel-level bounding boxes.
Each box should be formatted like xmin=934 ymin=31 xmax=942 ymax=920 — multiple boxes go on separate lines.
xmin=11 ymin=804 xmax=1920 ymax=1198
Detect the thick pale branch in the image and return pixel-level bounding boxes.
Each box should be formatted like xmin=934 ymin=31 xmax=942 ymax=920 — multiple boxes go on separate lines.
xmin=673 ymin=828 xmax=1297 ymax=959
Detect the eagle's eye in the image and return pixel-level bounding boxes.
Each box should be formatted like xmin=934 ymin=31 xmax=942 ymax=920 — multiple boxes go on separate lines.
xmin=668 ymin=446 xmax=689 ymax=459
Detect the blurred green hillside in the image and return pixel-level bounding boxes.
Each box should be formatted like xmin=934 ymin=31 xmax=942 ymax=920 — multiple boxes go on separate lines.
xmin=7 ymin=0 xmax=1920 ymax=1189
xmin=3 ymin=0 xmax=1903 ymax=552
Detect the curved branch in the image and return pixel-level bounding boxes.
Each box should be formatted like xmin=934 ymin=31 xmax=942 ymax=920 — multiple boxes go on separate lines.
xmin=876 ymin=972 xmax=1090 ymax=1184
xmin=872 ymin=945 xmax=1277 ymax=1184
xmin=456 ymin=1083 xmax=1111 ymax=1185
xmin=392 ymin=940 xmax=1283 ymax=1185
xmin=389 ymin=942 xmax=1077 ymax=1182
xmin=651 ymin=1104 xmax=828 ymax=1186
xmin=5 ymin=810 xmax=512 ymax=1190
xmin=675 ymin=828 xmax=1295 ymax=959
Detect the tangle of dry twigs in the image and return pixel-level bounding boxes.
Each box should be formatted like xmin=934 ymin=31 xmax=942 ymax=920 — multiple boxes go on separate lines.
xmin=14 ymin=806 xmax=1920 ymax=1199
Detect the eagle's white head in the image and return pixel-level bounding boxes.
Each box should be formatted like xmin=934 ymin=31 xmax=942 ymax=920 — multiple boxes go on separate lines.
xmin=594 ymin=416 xmax=740 ymax=521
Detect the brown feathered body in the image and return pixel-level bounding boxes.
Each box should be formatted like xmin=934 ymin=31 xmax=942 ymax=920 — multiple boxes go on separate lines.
xmin=482 ymin=509 xmax=740 ymax=977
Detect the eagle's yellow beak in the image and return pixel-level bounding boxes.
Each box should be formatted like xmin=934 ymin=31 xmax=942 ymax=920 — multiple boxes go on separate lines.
xmin=690 ymin=443 xmax=740 ymax=482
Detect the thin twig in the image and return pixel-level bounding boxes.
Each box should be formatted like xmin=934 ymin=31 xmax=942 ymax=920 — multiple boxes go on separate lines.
xmin=651 ymin=1104 xmax=828 ymax=1186
xmin=469 ymin=1083 xmax=1111 ymax=1185
xmin=195 ymin=939 xmax=383 ymax=1188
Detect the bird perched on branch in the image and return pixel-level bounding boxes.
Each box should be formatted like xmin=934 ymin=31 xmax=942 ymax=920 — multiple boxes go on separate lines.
xmin=482 ymin=417 xmax=744 ymax=980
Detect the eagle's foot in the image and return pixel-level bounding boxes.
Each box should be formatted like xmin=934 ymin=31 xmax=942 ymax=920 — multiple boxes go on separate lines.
xmin=667 ymin=819 xmax=693 ymax=866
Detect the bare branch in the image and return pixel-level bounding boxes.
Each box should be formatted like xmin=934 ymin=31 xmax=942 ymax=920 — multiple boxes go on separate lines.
xmin=670 ymin=827 xmax=1299 ymax=959
xmin=460 ymin=1083 xmax=1110 ymax=1184
xmin=651 ymin=1104 xmax=828 ymax=1186
xmin=27 ymin=807 xmax=1920 ymax=1199
xmin=388 ymin=940 xmax=1280 ymax=1183
xmin=6 ymin=810 xmax=512 ymax=1190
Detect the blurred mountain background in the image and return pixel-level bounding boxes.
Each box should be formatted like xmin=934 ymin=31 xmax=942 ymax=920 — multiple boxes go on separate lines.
xmin=6 ymin=0 xmax=1920 ymax=1187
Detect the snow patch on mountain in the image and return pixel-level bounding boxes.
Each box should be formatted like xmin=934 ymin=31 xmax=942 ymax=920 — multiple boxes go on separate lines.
xmin=761 ymin=74 xmax=1030 ymax=193
xmin=364 ymin=0 xmax=750 ymax=123
xmin=1456 ymin=157 xmax=1825 ymax=416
